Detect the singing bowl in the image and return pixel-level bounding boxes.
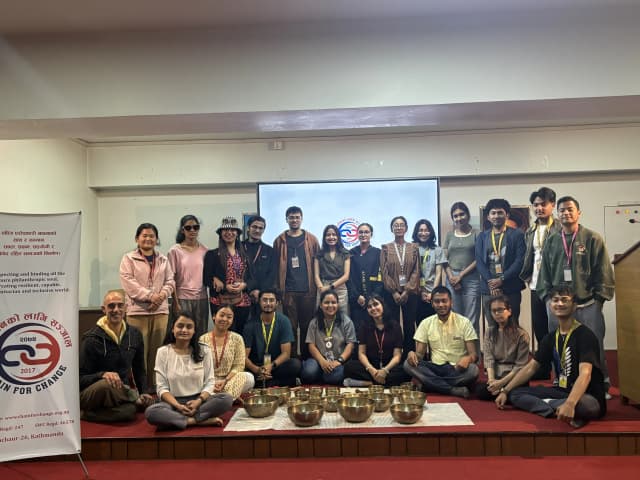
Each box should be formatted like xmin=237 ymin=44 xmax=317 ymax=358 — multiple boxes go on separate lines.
xmin=337 ymin=397 xmax=375 ymax=423
xmin=322 ymin=394 xmax=341 ymax=412
xmin=287 ymin=403 xmax=324 ymax=427
xmin=369 ymin=392 xmax=393 ymax=412
xmin=268 ymin=386 xmax=290 ymax=405
xmin=390 ymin=403 xmax=424 ymax=424
xmin=368 ymin=384 xmax=384 ymax=394
xmin=390 ymin=386 xmax=406 ymax=398
xmin=399 ymin=390 xmax=427 ymax=407
xmin=243 ymin=394 xmax=279 ymax=418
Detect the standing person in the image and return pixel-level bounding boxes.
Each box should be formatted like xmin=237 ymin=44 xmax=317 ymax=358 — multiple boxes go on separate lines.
xmin=343 ymin=294 xmax=410 ymax=387
xmin=119 ymin=222 xmax=175 ymax=392
xmin=347 ymin=222 xmax=383 ymax=335
xmin=403 ymin=286 xmax=479 ymax=398
xmin=314 ymin=224 xmax=351 ymax=316
xmin=167 ymin=215 xmax=209 ymax=335
xmin=199 ymin=305 xmax=255 ymax=400
xmin=519 ymin=188 xmax=561 ymax=379
xmin=273 ymin=206 xmax=320 ymax=358
xmin=474 ymin=295 xmax=530 ymax=401
xmin=380 ymin=215 xmax=420 ymax=355
xmin=412 ymin=219 xmax=446 ymax=325
xmin=475 ymin=198 xmax=526 ymax=328
xmin=80 ymin=290 xmax=154 ymax=423
xmin=301 ymin=290 xmax=357 ymax=386
xmin=243 ymin=289 xmax=301 ymax=387
xmin=203 ymin=216 xmax=254 ymax=335
xmin=495 ymin=286 xmax=606 ymax=428
xmin=537 ymin=196 xmax=615 ymax=393
xmin=443 ymin=202 xmax=481 ymax=338
xmin=145 ymin=311 xmax=233 ymax=430
xmin=241 ymin=215 xmax=277 ymax=318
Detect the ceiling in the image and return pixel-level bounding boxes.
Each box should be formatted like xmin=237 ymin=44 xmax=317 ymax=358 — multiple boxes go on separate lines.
xmin=2 ymin=0 xmax=640 ymax=142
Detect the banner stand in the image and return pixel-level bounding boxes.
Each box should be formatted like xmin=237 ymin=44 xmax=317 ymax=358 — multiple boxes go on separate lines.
xmin=76 ymin=453 xmax=90 ymax=479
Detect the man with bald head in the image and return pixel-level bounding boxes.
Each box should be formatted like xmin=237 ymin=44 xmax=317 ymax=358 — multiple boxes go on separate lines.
xmin=79 ymin=290 xmax=153 ymax=422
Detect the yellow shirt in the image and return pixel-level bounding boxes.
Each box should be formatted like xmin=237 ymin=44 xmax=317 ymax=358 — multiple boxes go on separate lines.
xmin=413 ymin=312 xmax=477 ymax=366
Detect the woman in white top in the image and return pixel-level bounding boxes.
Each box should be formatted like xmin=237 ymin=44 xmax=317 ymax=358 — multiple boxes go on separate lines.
xmin=167 ymin=215 xmax=209 ymax=335
xmin=145 ymin=311 xmax=233 ymax=430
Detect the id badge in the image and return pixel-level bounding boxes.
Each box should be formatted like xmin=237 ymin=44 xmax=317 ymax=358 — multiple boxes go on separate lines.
xmin=324 ymin=336 xmax=333 ymax=350
xmin=559 ymin=374 xmax=568 ymax=388
xmin=263 ymin=354 xmax=271 ymax=366
xmin=495 ymin=263 xmax=503 ymax=275
xmin=291 ymin=255 xmax=300 ymax=268
xmin=398 ymin=274 xmax=407 ymax=287
xmin=563 ymin=267 xmax=572 ymax=282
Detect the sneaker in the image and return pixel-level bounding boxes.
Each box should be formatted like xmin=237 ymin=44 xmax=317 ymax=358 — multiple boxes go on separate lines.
xmin=450 ymin=387 xmax=470 ymax=399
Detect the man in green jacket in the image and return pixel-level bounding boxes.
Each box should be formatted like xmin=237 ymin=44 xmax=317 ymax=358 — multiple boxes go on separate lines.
xmin=537 ymin=196 xmax=615 ymax=392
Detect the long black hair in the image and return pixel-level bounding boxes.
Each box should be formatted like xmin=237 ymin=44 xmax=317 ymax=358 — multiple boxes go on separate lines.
xmin=163 ymin=310 xmax=204 ymax=363
xmin=320 ymin=224 xmax=348 ymax=254
xmin=314 ymin=290 xmax=344 ymax=332
xmin=365 ymin=293 xmax=395 ymax=331
xmin=487 ymin=295 xmax=518 ymax=343
xmin=175 ymin=214 xmax=200 ymax=243
xmin=411 ymin=219 xmax=437 ymax=248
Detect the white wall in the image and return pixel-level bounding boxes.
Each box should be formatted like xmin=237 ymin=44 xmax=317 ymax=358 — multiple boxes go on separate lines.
xmin=0 ymin=139 xmax=99 ymax=306
xmin=3 ymin=10 xmax=640 ymax=121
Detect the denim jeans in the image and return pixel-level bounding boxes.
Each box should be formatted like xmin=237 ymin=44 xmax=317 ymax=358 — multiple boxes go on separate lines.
xmin=301 ymin=358 xmax=345 ymax=385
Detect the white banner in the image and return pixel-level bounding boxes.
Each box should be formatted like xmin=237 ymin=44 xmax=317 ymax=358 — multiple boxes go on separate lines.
xmin=0 ymin=212 xmax=81 ymax=462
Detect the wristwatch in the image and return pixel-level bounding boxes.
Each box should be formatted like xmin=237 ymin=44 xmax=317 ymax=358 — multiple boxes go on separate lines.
xmin=337 ymin=356 xmax=345 ymax=364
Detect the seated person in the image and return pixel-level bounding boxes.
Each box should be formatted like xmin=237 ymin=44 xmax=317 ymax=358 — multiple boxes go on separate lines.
xmin=343 ymin=294 xmax=410 ymax=387
xmin=495 ymin=286 xmax=606 ymax=428
xmin=474 ymin=295 xmax=530 ymax=400
xmin=199 ymin=305 xmax=254 ymax=400
xmin=403 ymin=286 xmax=479 ymax=398
xmin=145 ymin=311 xmax=233 ymax=429
xmin=301 ymin=291 xmax=356 ymax=385
xmin=243 ymin=289 xmax=301 ymax=387
xmin=79 ymin=290 xmax=153 ymax=422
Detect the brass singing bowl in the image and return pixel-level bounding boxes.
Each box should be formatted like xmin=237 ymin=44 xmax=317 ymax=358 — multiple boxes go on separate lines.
xmin=369 ymin=392 xmax=393 ymax=412
xmin=322 ymin=394 xmax=341 ymax=412
xmin=243 ymin=394 xmax=279 ymax=418
xmin=288 ymin=402 xmax=324 ymax=427
xmin=399 ymin=390 xmax=427 ymax=407
xmin=268 ymin=386 xmax=290 ymax=405
xmin=368 ymin=384 xmax=384 ymax=394
xmin=337 ymin=397 xmax=375 ymax=423
xmin=390 ymin=386 xmax=406 ymax=398
xmin=390 ymin=403 xmax=424 ymax=424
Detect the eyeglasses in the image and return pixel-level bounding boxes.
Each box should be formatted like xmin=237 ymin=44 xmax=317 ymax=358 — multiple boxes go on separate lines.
xmin=491 ymin=308 xmax=507 ymax=314
xmin=183 ymin=225 xmax=200 ymax=232
xmin=107 ymin=302 xmax=125 ymax=309
xmin=358 ymin=230 xmax=371 ymax=235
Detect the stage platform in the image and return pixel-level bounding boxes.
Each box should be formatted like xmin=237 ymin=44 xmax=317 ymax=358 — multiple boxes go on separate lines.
xmin=78 ymin=387 xmax=640 ymax=461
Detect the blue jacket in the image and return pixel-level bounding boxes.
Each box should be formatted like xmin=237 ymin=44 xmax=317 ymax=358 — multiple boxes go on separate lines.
xmin=475 ymin=227 xmax=526 ymax=295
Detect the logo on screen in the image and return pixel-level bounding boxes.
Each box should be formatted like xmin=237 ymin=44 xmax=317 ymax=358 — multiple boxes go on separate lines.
xmin=338 ymin=218 xmax=360 ymax=249
xmin=0 ymin=314 xmax=70 ymax=394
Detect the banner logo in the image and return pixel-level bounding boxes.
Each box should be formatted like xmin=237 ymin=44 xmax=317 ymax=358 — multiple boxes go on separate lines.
xmin=338 ymin=218 xmax=360 ymax=249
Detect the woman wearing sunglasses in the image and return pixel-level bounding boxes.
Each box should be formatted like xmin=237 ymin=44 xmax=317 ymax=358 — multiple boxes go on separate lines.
xmin=167 ymin=215 xmax=209 ymax=335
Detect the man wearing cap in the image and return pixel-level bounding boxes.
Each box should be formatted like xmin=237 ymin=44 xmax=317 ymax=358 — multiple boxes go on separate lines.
xmin=79 ymin=290 xmax=153 ymax=422
xmin=273 ymin=206 xmax=320 ymax=358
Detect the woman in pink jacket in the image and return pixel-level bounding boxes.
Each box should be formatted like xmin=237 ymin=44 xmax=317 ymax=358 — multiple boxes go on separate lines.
xmin=120 ymin=223 xmax=175 ymax=392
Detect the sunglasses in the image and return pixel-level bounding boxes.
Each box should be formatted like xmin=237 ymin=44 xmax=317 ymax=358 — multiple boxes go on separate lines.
xmin=183 ymin=225 xmax=200 ymax=232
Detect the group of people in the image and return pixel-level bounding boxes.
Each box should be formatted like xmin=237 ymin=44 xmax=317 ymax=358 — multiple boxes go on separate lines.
xmin=79 ymin=186 xmax=614 ymax=430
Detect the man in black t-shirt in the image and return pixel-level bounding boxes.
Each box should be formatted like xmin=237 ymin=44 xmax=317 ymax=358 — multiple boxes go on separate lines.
xmin=495 ymin=285 xmax=606 ymax=428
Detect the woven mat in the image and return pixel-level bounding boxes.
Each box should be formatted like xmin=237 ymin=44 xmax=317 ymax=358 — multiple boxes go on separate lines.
xmin=224 ymin=402 xmax=473 ymax=432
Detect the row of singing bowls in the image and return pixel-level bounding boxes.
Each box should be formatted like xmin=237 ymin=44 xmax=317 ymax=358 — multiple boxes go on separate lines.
xmin=337 ymin=396 xmax=375 ymax=423
xmin=267 ymin=386 xmax=290 ymax=405
xmin=288 ymin=402 xmax=324 ymax=427
xmin=390 ymin=403 xmax=423 ymax=424
xmin=244 ymin=394 xmax=279 ymax=418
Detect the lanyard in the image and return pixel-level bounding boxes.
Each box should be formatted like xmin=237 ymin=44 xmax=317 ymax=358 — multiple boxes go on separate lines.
xmin=251 ymin=244 xmax=263 ymax=265
xmin=211 ymin=331 xmax=229 ymax=369
xmin=491 ymin=229 xmax=505 ymax=258
xmin=421 ymin=247 xmax=431 ymax=270
xmin=374 ymin=328 xmax=385 ymax=356
xmin=325 ymin=319 xmax=336 ymax=338
xmin=561 ymin=230 xmax=578 ymax=266
xmin=534 ymin=217 xmax=553 ymax=250
xmin=393 ymin=242 xmax=406 ymax=275
xmin=261 ymin=313 xmax=276 ymax=351
xmin=555 ymin=320 xmax=580 ymax=370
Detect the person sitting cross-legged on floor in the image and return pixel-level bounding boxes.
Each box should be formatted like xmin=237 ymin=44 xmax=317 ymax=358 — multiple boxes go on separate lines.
xmin=79 ymin=290 xmax=154 ymax=423
xmin=145 ymin=311 xmax=233 ymax=430
xmin=495 ymin=286 xmax=606 ymax=428
xmin=403 ymin=286 xmax=479 ymax=398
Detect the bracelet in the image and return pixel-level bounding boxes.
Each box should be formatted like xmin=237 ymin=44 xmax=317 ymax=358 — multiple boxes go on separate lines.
xmin=199 ymin=393 xmax=207 ymax=402
xmin=382 ymin=367 xmax=390 ymax=375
